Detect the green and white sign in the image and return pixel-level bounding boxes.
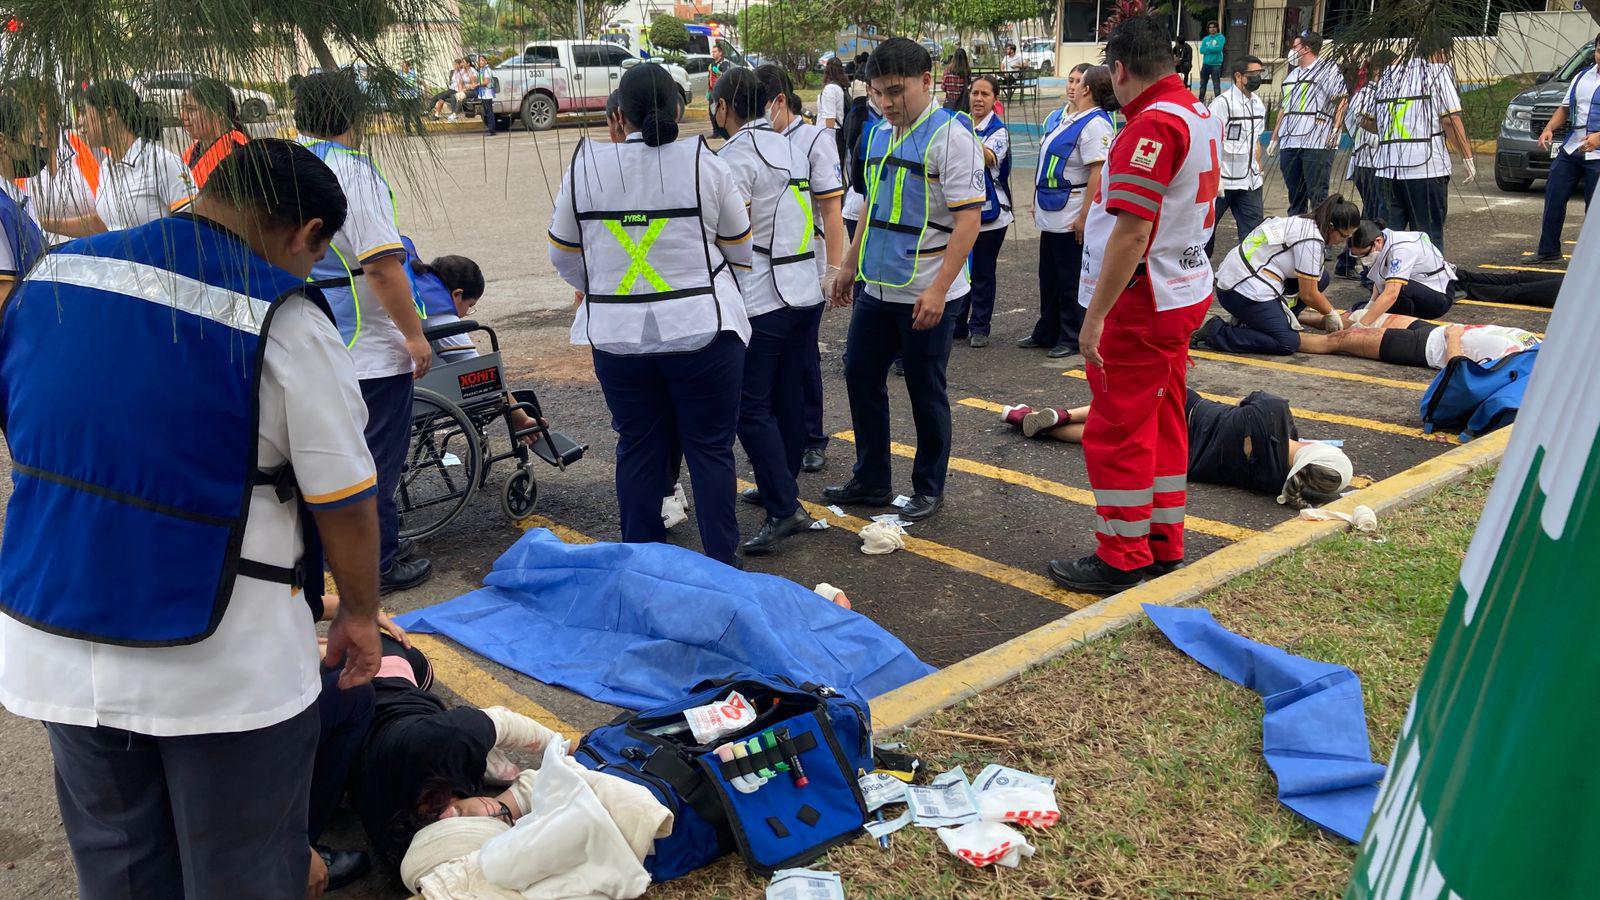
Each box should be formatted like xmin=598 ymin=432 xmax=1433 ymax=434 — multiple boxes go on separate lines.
xmin=1347 ymin=217 xmax=1600 ymax=896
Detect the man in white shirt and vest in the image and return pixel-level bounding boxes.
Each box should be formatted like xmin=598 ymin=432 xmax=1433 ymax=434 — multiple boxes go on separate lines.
xmin=1268 ymin=31 xmax=1346 ymax=216
xmin=1205 ymin=54 xmax=1266 ymax=256
xmin=1051 ymin=14 xmax=1223 ymax=595
xmin=0 ymin=139 xmax=383 ymax=899
xmin=1370 ymin=33 xmax=1470 ymax=251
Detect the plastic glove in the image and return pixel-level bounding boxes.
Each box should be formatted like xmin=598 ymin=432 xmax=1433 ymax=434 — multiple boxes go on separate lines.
xmin=1266 ymin=137 xmax=1279 ymax=157
xmin=1457 ymin=156 xmax=1477 ymax=184
xmin=1323 ymin=310 xmax=1344 ymax=333
xmin=820 ymin=264 xmax=839 ymax=297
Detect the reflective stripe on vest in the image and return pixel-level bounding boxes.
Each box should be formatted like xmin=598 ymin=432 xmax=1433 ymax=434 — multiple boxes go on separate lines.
xmin=1221 ymin=217 xmax=1324 ymax=300
xmin=859 ymin=106 xmax=968 ymax=288
xmin=0 ymin=216 xmax=324 ymax=645
xmin=724 ymin=124 xmax=820 ymax=308
xmin=302 ymin=139 xmax=422 ymax=349
xmin=1035 ymin=108 xmax=1109 ymax=212
xmin=0 ymin=189 xmax=46 ymax=279
xmin=976 ymin=113 xmax=1012 ymax=224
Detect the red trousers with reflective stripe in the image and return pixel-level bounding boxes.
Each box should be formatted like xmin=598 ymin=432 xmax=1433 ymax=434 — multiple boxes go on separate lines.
xmin=1082 ymin=282 xmax=1209 ymax=571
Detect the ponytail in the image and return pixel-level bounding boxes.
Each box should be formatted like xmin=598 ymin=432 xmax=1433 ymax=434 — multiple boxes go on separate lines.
xmin=710 ymin=67 xmax=766 ymax=124
xmin=424 ymin=255 xmax=485 ymax=300
xmin=1306 ymin=193 xmax=1361 ymax=237
xmin=617 ymin=63 xmax=682 ymax=147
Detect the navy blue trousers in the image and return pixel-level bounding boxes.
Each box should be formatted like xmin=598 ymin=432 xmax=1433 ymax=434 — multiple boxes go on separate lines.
xmin=1209 ymin=287 xmax=1301 ymax=355
xmin=843 ymin=291 xmax=959 ymax=497
xmin=803 ymin=301 xmax=828 ymax=453
xmin=360 ymin=373 xmax=415 ymax=571
xmin=1031 ymin=230 xmax=1085 ymax=348
xmin=1383 ymin=176 xmax=1448 ymax=250
xmin=740 ymin=305 xmax=823 ymax=520
xmin=310 ymin=670 xmax=374 ymax=843
xmin=1281 ymin=147 xmax=1333 ymax=215
xmin=593 ymin=332 xmax=745 ymax=565
xmin=955 ymin=227 xmax=1007 ymax=338
xmin=1207 ymin=187 xmax=1265 ymax=257
xmin=1539 ymin=149 xmax=1600 ymax=257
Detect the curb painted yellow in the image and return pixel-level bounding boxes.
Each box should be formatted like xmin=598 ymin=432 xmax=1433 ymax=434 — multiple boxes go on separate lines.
xmin=1053 ymin=372 xmax=1436 ymax=440
xmin=741 ymin=479 xmax=1100 ymax=611
xmin=1186 ymin=350 xmax=1431 ymax=391
xmin=830 ymin=431 xmax=1256 ymax=542
xmin=866 ymin=427 xmax=1512 ymax=734
xmin=410 ymin=633 xmax=581 ymax=738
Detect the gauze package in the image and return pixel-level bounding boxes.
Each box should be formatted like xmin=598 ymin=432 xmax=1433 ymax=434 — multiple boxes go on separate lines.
xmin=683 ymin=690 xmax=756 ymax=744
xmin=935 ymin=820 xmax=1036 ymax=868
xmin=973 ymin=764 xmax=1060 ymax=828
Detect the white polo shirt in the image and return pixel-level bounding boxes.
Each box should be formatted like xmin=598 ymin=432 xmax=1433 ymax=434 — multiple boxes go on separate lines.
xmin=1216 ymin=216 xmax=1325 ymax=302
xmin=1373 ymin=59 xmax=1462 ymax=180
xmin=1210 ymin=88 xmax=1265 ymax=190
xmin=1425 ymin=325 xmax=1540 ymax=369
xmin=976 ymin=112 xmax=1013 ymax=232
xmin=94 ymin=138 xmax=195 ymax=231
xmin=317 ymin=144 xmax=412 ymax=380
xmin=816 ymin=83 xmax=847 ymax=128
xmin=782 ymin=117 xmax=846 ymax=279
xmin=1563 ymin=65 xmax=1600 ymax=160
xmin=1369 ymin=228 xmax=1456 ymax=292
xmin=860 ymin=104 xmax=985 ymax=305
xmin=1032 ymin=107 xmax=1113 ymax=233
xmin=1346 ymin=83 xmax=1380 ymax=173
xmin=0 ymin=181 xmax=40 ymax=280
xmin=27 ymin=134 xmax=99 ymax=245
xmin=1279 ymin=57 xmax=1346 ymax=150
xmin=0 ymin=292 xmax=377 ymax=737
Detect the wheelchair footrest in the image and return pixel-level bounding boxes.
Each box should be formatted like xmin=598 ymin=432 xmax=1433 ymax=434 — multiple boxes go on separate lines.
xmin=532 ymin=430 xmax=587 ymax=468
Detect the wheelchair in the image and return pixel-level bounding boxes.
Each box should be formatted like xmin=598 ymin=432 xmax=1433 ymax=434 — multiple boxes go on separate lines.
xmin=397 ymin=319 xmax=587 ymax=539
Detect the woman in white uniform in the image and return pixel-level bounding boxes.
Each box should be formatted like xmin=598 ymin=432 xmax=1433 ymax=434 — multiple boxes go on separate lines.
xmin=711 ymin=67 xmax=826 ymax=554
xmin=42 ymin=81 xmax=194 ymax=237
xmin=1020 ymin=63 xmax=1115 ymax=357
xmin=955 ymin=75 xmax=1011 ymax=348
xmin=546 ymin=64 xmax=753 ymax=566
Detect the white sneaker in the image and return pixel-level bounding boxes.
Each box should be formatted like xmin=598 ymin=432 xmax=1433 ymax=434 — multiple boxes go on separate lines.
xmin=1021 ymin=407 xmax=1062 ymax=438
xmin=447 ymin=113 xmax=458 ymax=122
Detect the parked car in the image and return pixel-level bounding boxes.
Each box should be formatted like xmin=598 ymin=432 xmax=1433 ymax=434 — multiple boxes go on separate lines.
xmin=488 ymin=40 xmax=692 ymax=131
xmin=814 ymin=50 xmax=837 ymax=72
xmin=1020 ymin=38 xmax=1056 ymax=74
xmin=1496 ymin=44 xmax=1591 ymax=192
xmin=133 ymin=71 xmax=278 ymax=125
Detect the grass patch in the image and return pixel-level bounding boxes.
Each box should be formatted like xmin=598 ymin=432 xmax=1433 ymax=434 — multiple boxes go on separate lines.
xmin=651 ymin=466 xmax=1496 ymax=899
xmin=1461 ymin=76 xmax=1535 ymax=141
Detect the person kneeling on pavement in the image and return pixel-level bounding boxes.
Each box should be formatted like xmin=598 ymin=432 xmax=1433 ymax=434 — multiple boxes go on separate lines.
xmin=1001 ymin=391 xmax=1353 ymax=508
xmin=1341 ymin=220 xmax=1565 ymax=321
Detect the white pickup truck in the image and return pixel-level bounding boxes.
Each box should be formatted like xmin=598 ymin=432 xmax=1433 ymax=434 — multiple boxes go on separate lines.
xmin=488 ymin=40 xmax=692 ymax=132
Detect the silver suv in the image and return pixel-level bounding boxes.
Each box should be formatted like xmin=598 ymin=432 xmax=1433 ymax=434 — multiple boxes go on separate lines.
xmin=1495 ymin=45 xmax=1591 ymax=191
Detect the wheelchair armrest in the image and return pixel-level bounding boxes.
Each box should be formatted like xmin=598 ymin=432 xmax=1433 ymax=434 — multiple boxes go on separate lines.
xmin=423 ymin=319 xmax=481 ymax=342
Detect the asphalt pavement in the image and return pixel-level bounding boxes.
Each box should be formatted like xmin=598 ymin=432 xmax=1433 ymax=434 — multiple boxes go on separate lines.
xmin=0 ymin=115 xmax=1567 ymax=897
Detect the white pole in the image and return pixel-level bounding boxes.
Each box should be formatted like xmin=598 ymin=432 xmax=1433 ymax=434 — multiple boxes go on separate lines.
xmin=577 ymin=0 xmax=588 ymax=39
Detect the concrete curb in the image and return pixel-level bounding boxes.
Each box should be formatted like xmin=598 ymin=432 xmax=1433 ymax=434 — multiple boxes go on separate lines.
xmin=868 ymin=427 xmax=1512 ymax=734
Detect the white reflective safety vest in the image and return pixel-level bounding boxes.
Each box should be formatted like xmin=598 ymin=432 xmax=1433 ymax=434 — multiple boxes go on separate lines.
xmin=1081 ymin=99 xmax=1222 ymax=312
xmin=1369 ymin=228 xmax=1456 ymax=293
xmin=719 ymin=120 xmax=822 ymax=315
xmin=566 ymin=137 xmax=731 ymax=355
xmin=1374 ymin=59 xmax=1459 ymax=179
xmin=1215 ymin=215 xmax=1325 ymax=303
xmin=1211 ymin=88 xmax=1264 ymax=190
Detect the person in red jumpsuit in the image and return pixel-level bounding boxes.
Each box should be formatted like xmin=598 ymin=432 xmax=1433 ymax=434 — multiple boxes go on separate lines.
xmin=1049 ymin=14 xmax=1223 ymax=595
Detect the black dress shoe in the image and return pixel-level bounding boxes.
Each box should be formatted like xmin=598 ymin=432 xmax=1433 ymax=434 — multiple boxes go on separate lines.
xmin=900 ymin=494 xmax=942 ymax=520
xmin=1191 ymin=316 xmax=1221 ymax=349
xmin=1047 ymin=343 xmax=1078 ymax=359
xmin=801 ymin=448 xmax=827 ymax=472
xmin=395 ymin=536 xmax=416 ymax=562
xmin=1047 ymin=554 xmax=1144 ymax=595
xmin=316 ymin=845 xmax=372 ymax=891
xmin=1144 ymin=558 xmax=1183 ymax=578
xmin=741 ymin=510 xmax=815 ymax=554
xmin=1016 ymin=336 xmax=1046 ymax=349
xmin=823 ymin=479 xmax=896 ymax=506
xmin=380 ymin=557 xmax=433 ymax=595
xmin=740 ymin=486 xmax=763 ymax=506
xmin=1532 ymin=252 xmax=1563 ymax=263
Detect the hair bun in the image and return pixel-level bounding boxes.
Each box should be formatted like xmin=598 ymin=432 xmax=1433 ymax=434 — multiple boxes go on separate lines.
xmin=640 ymin=110 xmax=678 ymax=147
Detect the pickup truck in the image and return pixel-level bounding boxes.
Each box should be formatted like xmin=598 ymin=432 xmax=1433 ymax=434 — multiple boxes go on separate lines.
xmin=483 ymin=40 xmax=692 ymax=131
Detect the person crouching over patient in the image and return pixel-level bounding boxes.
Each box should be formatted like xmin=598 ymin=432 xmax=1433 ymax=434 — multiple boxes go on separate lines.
xmin=1000 ymin=392 xmax=1353 ymax=508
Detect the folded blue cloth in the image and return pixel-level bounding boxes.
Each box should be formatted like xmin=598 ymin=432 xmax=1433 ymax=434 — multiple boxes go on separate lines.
xmin=397 ymin=529 xmax=936 ymax=710
xmin=1143 ymin=604 xmax=1385 ymax=842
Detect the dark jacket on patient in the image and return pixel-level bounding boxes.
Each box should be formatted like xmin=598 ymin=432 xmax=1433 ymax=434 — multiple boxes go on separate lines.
xmin=1185 ymin=389 xmax=1297 ymax=495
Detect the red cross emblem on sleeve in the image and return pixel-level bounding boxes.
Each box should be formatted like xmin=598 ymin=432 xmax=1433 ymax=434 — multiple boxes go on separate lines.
xmin=1131 ymin=138 xmax=1164 ymax=171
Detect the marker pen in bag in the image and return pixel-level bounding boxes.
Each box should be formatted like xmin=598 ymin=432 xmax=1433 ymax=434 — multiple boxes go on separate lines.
xmin=778 ymin=728 xmax=809 ymax=787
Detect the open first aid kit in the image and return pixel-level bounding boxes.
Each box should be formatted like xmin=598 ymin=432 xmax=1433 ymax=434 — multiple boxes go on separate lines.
xmin=575 ymin=674 xmax=873 ymax=881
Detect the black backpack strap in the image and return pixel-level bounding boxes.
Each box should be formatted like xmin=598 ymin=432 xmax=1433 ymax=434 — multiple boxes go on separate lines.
xmin=252 ymin=465 xmax=298 ymax=503
xmin=644 ymin=747 xmax=730 ymax=831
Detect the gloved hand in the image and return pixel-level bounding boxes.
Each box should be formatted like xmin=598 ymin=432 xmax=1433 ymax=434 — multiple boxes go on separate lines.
xmin=820 ymin=265 xmax=839 ymax=297
xmin=1266 ymin=137 xmax=1279 ymax=157
xmin=482 ymin=706 xmax=564 ymax=754
xmin=1323 ymin=310 xmax=1344 ymax=333
xmin=1457 ymin=156 xmax=1477 ymax=184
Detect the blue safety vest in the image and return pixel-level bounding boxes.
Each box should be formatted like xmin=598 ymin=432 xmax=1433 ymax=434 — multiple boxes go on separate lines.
xmin=975 ymin=113 xmax=1012 ymax=224
xmin=859 ymin=105 xmax=971 ymax=288
xmin=0 ymin=189 xmax=45 ymax=279
xmin=1569 ymin=65 xmax=1600 ymax=139
xmin=401 ymin=235 xmax=458 ymax=317
xmin=1035 ymin=108 xmax=1112 ymax=212
xmin=303 ymin=139 xmax=424 ymax=348
xmin=0 ymin=216 xmax=328 ymax=645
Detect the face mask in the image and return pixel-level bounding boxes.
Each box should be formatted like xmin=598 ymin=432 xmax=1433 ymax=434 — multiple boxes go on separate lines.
xmin=709 ymin=103 xmax=730 ymax=140
xmin=1244 ymin=75 xmax=1263 ymax=92
xmin=10 ymin=145 xmax=49 ymax=179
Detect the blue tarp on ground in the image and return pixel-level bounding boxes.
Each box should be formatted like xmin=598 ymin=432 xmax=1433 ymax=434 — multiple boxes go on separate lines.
xmin=396 ymin=529 xmax=936 ymax=710
xmin=1143 ymin=604 xmax=1385 ymax=843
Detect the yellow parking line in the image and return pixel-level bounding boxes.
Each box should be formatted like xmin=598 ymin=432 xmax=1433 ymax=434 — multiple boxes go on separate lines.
xmin=1186 ymin=349 xmax=1429 ymax=391
xmin=1520 ymin=251 xmax=1571 ymax=260
xmin=831 ymin=430 xmax=1257 ymax=541
xmin=1478 ymin=263 xmax=1564 ymax=275
xmin=1457 ymin=298 xmax=1551 ymax=313
xmin=739 ymin=478 xmax=1099 ymax=611
xmin=1047 ymin=373 xmax=1434 ymax=440
xmin=410 ymin=634 xmax=582 ymax=738
xmin=516 ymin=513 xmax=595 ymax=544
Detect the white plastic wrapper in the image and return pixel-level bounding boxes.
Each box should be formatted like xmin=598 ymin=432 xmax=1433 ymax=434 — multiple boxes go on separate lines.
xmin=858 ymin=771 xmax=908 ymax=812
xmin=906 ymin=767 xmax=982 ymax=827
xmin=683 ymin=691 xmax=756 ymax=744
xmin=766 ymin=868 xmax=846 ymax=900
xmin=973 ymin=764 xmax=1061 ymax=827
xmin=935 ymin=821 xmax=1036 ymax=868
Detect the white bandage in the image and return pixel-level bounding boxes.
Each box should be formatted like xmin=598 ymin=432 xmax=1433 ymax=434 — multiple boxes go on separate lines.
xmin=482 ymin=706 xmax=564 ymax=755
xmin=1278 ymin=443 xmax=1354 ymax=505
xmin=860 ymin=521 xmax=906 ymax=555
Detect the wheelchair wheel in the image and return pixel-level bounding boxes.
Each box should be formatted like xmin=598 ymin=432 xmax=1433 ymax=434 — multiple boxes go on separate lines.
xmin=398 ymin=387 xmax=483 ymax=540
xmin=501 ymin=467 xmax=538 ymax=521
